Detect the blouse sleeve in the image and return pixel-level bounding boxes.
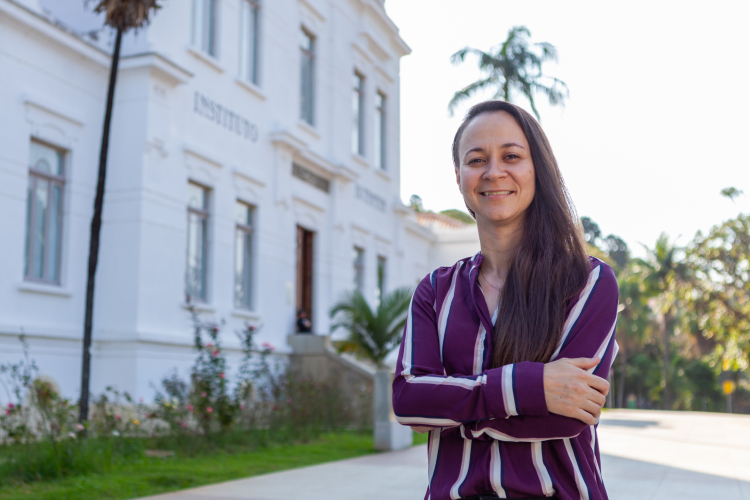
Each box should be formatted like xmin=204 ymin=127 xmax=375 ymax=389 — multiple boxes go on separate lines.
xmin=392 ymin=271 xmax=550 ymax=430
xmin=458 ymin=260 xmax=620 ymax=442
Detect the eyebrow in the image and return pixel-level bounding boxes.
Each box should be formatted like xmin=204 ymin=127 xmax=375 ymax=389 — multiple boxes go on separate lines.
xmin=462 ymin=143 xmax=525 ymax=160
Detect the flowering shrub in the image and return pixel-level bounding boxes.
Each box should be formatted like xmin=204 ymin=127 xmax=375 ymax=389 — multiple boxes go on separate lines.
xmin=91 ymin=386 xmax=149 ymax=438
xmin=0 ymin=335 xmax=36 ymax=445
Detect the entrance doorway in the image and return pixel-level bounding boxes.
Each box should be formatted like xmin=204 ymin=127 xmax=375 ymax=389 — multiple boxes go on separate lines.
xmin=296 ymin=225 xmax=314 ymax=331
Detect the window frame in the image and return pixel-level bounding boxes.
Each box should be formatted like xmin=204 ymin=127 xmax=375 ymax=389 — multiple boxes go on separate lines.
xmin=374 ymin=91 xmax=386 ymax=170
xmin=299 ymin=27 xmax=316 ymax=125
xmin=239 ymin=0 xmax=260 ymax=85
xmin=234 ymin=201 xmax=256 ymax=310
xmin=353 ymin=246 xmax=365 ymax=293
xmin=352 ymin=72 xmax=365 ymax=156
xmin=186 ymin=182 xmax=211 ymax=303
xmin=193 ymin=0 xmax=219 ymax=57
xmin=376 ymin=255 xmax=387 ymax=307
xmin=24 ymin=140 xmax=65 ymax=285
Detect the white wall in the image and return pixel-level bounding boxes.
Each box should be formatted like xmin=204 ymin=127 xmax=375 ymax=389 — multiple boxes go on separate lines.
xmin=0 ymin=0 xmax=435 ymax=403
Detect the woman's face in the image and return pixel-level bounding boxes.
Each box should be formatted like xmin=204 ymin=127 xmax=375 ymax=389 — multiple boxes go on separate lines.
xmin=455 ymin=111 xmax=536 ymax=226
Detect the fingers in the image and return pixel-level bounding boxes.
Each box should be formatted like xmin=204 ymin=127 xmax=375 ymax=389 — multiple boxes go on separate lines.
xmin=573 ymin=408 xmax=599 ymax=426
xmin=586 ymin=389 xmax=606 ymax=409
xmin=586 ymin=374 xmax=610 ymax=396
xmin=564 ymin=357 xmax=601 ymax=370
xmin=580 ymin=399 xmax=602 ymax=420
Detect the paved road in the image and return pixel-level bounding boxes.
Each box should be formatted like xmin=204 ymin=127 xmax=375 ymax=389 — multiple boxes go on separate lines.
xmin=135 ymin=410 xmax=750 ymax=500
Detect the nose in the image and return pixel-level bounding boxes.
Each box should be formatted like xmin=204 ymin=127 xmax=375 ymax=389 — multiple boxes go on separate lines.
xmin=482 ymin=157 xmax=508 ymax=181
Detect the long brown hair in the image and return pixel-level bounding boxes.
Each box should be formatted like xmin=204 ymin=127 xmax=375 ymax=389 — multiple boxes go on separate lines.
xmin=452 ymin=101 xmax=590 ymax=368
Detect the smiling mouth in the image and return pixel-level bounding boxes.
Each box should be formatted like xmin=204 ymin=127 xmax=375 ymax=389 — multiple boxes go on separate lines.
xmin=481 ymin=190 xmax=513 ymax=196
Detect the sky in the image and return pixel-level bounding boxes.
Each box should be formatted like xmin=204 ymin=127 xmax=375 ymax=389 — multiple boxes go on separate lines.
xmin=385 ymin=0 xmax=750 ymax=256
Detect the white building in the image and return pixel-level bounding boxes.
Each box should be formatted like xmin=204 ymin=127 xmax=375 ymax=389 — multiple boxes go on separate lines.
xmin=0 ymin=0 xmax=478 ymax=402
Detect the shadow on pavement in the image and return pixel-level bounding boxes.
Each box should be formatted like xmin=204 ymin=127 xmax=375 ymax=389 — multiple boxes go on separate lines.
xmin=601 ymin=453 xmax=750 ymax=500
xmin=599 ymin=418 xmax=660 ymax=428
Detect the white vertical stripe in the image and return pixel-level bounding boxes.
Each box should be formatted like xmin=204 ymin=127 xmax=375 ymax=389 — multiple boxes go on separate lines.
xmin=427 ymin=428 xmax=441 ymax=494
xmin=587 ymin=319 xmax=617 ymax=374
xmin=399 ymin=293 xmax=416 ymax=377
xmin=501 ymin=365 xmax=518 ymax=416
xmin=590 ymin=425 xmax=603 ymax=483
xmin=551 ymin=265 xmax=601 ymax=361
xmin=450 ymin=439 xmax=473 ymax=500
xmin=531 ymin=442 xmax=555 ymax=497
xmin=437 ymin=262 xmax=463 ymax=363
xmin=490 ymin=441 xmax=507 ymax=498
xmin=472 ymin=323 xmax=486 ymax=375
xmin=563 ymin=438 xmax=589 ymax=500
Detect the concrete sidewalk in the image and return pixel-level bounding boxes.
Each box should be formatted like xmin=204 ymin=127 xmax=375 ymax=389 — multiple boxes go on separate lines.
xmin=135 ymin=410 xmax=750 ymax=500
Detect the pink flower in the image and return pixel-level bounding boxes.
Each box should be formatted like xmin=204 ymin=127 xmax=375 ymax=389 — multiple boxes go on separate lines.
xmin=201 ymin=392 xmax=207 ymax=398
xmin=240 ymin=404 xmax=245 ymax=411
xmin=212 ymin=327 xmax=219 ymax=334
xmin=139 ymin=397 xmax=144 ymax=403
xmin=262 ymin=342 xmax=275 ymax=352
xmin=212 ymin=350 xmax=219 ymax=357
xmin=75 ymin=423 xmax=85 ymax=432
xmin=206 ymin=343 xmax=213 ymax=348
xmin=206 ymin=406 xmax=213 ymax=413
xmin=115 ymin=414 xmax=121 ymax=421
xmin=187 ymin=404 xmax=194 ymax=412
xmin=180 ymin=421 xmax=187 ymax=428
xmin=248 ymin=325 xmax=256 ymax=332
xmin=286 ymin=398 xmax=292 ymax=404
xmin=7 ymin=403 xmax=15 ymax=409
xmin=4 ymin=410 xmax=9 ymax=415
xmin=219 ymin=373 xmax=225 ymax=379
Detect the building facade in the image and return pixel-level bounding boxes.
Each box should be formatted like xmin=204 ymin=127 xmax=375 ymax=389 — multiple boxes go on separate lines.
xmin=0 ymin=0 xmax=478 ymax=401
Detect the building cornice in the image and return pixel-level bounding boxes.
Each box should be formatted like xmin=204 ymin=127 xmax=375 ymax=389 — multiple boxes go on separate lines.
xmin=119 ymin=52 xmax=193 ymax=86
xmin=0 ymin=0 xmax=110 ymax=68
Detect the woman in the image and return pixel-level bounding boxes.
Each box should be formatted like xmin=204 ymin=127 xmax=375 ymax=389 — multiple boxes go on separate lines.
xmin=392 ymin=101 xmax=618 ymax=500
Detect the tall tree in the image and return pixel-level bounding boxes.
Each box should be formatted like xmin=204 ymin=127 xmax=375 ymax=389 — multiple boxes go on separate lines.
xmin=330 ymin=287 xmax=412 ymax=369
xmin=448 ymin=26 xmax=568 ymax=120
xmin=79 ymin=0 xmax=161 ymax=423
xmin=686 ymin=214 xmax=750 ymax=370
xmin=644 ymin=234 xmax=686 ymax=410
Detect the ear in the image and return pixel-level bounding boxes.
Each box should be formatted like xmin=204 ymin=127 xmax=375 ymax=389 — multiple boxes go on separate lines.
xmin=455 ymin=167 xmax=462 ymax=193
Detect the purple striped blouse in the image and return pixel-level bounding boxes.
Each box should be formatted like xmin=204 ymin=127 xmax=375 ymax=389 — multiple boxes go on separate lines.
xmin=392 ymin=253 xmax=619 ymax=500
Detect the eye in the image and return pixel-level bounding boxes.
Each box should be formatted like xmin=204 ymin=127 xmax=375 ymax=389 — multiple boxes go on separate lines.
xmin=467 ymin=158 xmax=484 ymax=165
xmin=504 ymin=153 xmax=521 ymax=161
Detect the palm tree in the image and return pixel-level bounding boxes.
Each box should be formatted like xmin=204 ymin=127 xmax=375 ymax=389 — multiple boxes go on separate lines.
xmin=644 ymin=233 xmax=686 ymax=410
xmin=448 ymin=26 xmax=568 ymax=121
xmin=79 ymin=0 xmax=161 ymax=423
xmin=330 ymin=287 xmax=412 ymax=369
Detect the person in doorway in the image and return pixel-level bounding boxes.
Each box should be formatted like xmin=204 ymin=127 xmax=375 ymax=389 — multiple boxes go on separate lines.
xmin=392 ymin=101 xmax=618 ymax=500
xmin=296 ymin=309 xmax=312 ymax=333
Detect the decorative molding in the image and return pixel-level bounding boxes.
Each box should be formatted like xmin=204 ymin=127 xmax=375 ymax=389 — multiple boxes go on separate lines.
xmin=17 ymin=281 xmax=72 ymax=298
xmin=235 ymin=77 xmax=267 ymax=100
xmin=119 ymin=52 xmax=193 ymax=86
xmin=187 ymin=45 xmax=225 ymax=73
xmin=22 ymin=93 xmax=85 ymax=127
xmin=183 ymin=144 xmax=223 ymax=169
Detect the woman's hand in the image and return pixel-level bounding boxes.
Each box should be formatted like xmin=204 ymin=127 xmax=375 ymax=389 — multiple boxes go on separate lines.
xmin=543 ymin=357 xmax=609 ymax=425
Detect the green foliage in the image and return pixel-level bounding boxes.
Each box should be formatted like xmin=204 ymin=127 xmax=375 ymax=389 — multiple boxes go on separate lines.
xmin=440 ymin=209 xmax=476 ymax=224
xmin=330 ymin=287 xmax=412 ymax=368
xmin=0 ymin=432 xmax=374 ymax=499
xmin=721 ymin=186 xmax=743 ymax=202
xmin=448 ymin=25 xmax=568 ymax=120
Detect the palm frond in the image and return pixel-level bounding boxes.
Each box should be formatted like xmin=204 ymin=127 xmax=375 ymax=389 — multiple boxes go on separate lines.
xmin=447 ymin=24 xmax=567 ymax=119
xmin=91 ymin=0 xmax=161 ymax=31
xmin=448 ymin=77 xmax=497 ymax=116
xmin=329 ymin=287 xmax=412 ymax=368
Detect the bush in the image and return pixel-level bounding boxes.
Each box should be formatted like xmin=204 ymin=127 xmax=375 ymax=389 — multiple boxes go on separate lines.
xmin=0 ymin=312 xmax=373 ymax=487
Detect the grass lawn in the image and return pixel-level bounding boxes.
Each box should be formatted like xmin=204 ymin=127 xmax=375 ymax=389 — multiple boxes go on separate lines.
xmin=0 ymin=432 xmax=377 ymax=500
xmin=0 ymin=431 xmax=427 ymax=500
